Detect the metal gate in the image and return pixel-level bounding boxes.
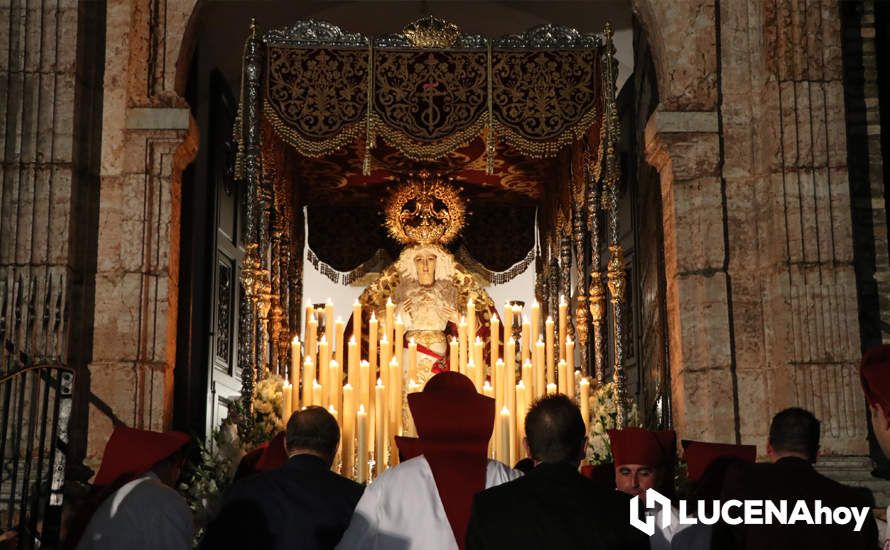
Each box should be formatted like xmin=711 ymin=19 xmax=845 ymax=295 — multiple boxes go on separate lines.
xmin=0 ymin=275 xmax=73 ymax=548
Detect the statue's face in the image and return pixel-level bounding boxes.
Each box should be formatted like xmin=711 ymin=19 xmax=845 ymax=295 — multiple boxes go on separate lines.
xmin=414 ymin=253 xmax=437 ymax=287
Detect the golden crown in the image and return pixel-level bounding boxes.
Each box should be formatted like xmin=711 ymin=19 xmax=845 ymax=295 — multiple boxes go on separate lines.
xmin=403 ymin=16 xmax=461 ymax=49
xmin=385 ymin=170 xmax=465 ymax=246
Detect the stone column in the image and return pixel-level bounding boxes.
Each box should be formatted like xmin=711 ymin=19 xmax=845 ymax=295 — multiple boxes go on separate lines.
xmin=645 ymin=111 xmax=735 ymax=443
xmin=639 ymin=0 xmax=867 ymax=454
xmin=85 ymin=0 xmax=198 ymax=467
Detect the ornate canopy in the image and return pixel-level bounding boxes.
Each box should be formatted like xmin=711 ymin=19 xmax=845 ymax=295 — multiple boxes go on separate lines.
xmin=235 ymin=17 xmax=610 ymax=282
xmin=235 ymin=16 xmax=630 ymax=426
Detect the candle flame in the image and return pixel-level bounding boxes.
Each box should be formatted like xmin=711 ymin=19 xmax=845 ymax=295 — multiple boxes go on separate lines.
xmin=292 ymin=335 xmax=300 ymax=345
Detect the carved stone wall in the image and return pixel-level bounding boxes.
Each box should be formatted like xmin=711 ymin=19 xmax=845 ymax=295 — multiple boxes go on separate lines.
xmin=83 ymin=0 xmax=198 ymax=467
xmin=639 ymin=0 xmax=869 ymax=455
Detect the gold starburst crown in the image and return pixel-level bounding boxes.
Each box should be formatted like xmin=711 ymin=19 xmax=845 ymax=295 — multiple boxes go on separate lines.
xmin=385 ymin=170 xmax=465 ymax=246
xmin=403 ymin=16 xmax=461 ymax=49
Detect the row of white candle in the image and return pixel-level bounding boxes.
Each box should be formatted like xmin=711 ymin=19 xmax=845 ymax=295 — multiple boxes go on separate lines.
xmin=278 ymin=296 xmax=592 ymax=481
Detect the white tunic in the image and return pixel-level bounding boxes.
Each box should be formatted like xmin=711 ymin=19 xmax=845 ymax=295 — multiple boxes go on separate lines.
xmin=76 ymin=472 xmax=193 ymax=550
xmin=337 ymin=456 xmax=521 ymax=550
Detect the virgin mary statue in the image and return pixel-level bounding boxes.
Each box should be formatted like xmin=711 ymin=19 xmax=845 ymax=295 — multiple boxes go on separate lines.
xmin=355 ymin=171 xmax=497 ymax=389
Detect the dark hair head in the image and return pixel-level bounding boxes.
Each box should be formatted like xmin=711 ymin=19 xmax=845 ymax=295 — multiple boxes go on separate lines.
xmin=285 ymin=406 xmax=340 ymax=464
xmin=524 ymin=394 xmax=586 ymax=464
xmin=768 ymin=407 xmax=820 ymax=461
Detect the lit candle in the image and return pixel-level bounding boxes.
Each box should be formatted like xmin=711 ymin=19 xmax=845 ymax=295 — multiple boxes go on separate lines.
xmin=329 ymin=359 xmax=342 ymax=413
xmin=565 ymin=337 xmax=575 ymax=399
xmin=302 ymin=357 xmax=315 ymax=408
xmin=359 ymin=360 xmax=371 ymax=412
xmin=343 ymin=384 xmax=355 ymax=478
xmin=325 ymin=298 xmax=335 ymax=352
xmin=304 ymin=300 xmax=314 ymax=340
xmin=494 ymin=359 xmax=505 ymax=415
xmin=505 ymin=336 xmax=516 ymax=380
xmin=535 ymin=337 xmax=546 ymax=398
xmin=388 ymin=357 xmax=402 ymax=439
xmin=334 ymin=317 xmax=346 ymax=368
xmin=557 ymin=359 xmax=568 ymax=395
xmin=530 ymin=301 xmax=540 ymax=349
xmin=558 ymin=295 xmax=568 ymax=360
xmin=580 ymin=377 xmax=590 ymax=434
xmin=385 ymin=298 xmax=395 ymax=355
xmin=408 ymin=338 xmax=418 ymax=384
xmin=449 ymin=337 xmax=459 ymax=372
xmin=490 ymin=315 xmax=500 ymax=369
xmin=406 ymin=379 xmax=421 ymax=435
xmin=505 ymin=340 xmax=516 ymax=419
xmin=521 ymin=316 xmax=531 ymax=364
xmin=369 ymin=313 xmax=379 ymax=383
xmin=394 ymin=315 xmax=405 ymax=368
xmin=282 ymin=380 xmax=293 ymax=420
xmin=467 ymin=359 xmax=477 ymax=392
xmin=347 ymin=336 xmax=358 ymax=387
xmin=290 ymin=336 xmax=301 ymax=410
xmin=503 ymin=303 xmax=514 ymax=341
xmin=516 ymin=380 xmax=527 ymax=456
xmin=521 ymin=359 xmax=533 ymax=396
xmin=308 ymin=314 xmax=319 ymax=368
xmin=357 ymin=405 xmax=368 ymax=483
xmin=380 ymin=334 xmax=391 ymax=390
xmin=499 ymin=407 xmax=511 ymax=464
xmin=506 ymin=405 xmax=517 ymax=466
xmin=545 ymin=316 xmax=555 ymax=385
xmin=318 ymin=336 xmax=330 ymax=406
xmin=375 ymin=378 xmax=387 ymax=472
xmin=352 ymin=300 xmax=362 ymax=348
xmin=312 ymin=379 xmax=323 ymax=407
xmin=474 ymin=337 xmax=484 ymax=389
xmin=466 ymin=298 xmax=476 ymax=343
xmin=458 ymin=317 xmax=468 ymax=374
xmin=546 ymin=382 xmax=557 ymax=395
xmin=327 ymin=405 xmax=339 ymax=473
xmin=483 ymin=380 xmax=495 ymax=456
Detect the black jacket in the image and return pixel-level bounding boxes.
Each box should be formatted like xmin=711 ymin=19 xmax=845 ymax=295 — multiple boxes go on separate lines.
xmin=466 ymin=461 xmax=650 ymax=550
xmin=718 ymin=456 xmax=879 ymax=550
xmin=200 ymin=454 xmax=364 ymax=550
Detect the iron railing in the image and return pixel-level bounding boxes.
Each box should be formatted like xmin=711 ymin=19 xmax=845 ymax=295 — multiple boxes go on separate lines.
xmin=0 ymin=274 xmax=73 ymax=549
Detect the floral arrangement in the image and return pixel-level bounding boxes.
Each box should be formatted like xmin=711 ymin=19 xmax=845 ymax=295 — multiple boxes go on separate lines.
xmin=180 ymin=371 xmax=287 ymax=541
xmin=585 ymin=380 xmax=640 ymax=465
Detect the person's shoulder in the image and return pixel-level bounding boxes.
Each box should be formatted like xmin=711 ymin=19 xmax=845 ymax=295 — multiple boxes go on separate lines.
xmin=123 ymin=476 xmax=190 ymax=515
xmin=484 ymin=459 xmax=522 ymax=485
xmin=323 ymin=468 xmax=365 ymax=496
xmin=475 ymin=471 xmax=527 ymax=505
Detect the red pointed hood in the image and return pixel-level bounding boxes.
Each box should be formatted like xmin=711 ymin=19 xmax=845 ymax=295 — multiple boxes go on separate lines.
xmin=407 ymin=371 xmax=494 ymax=550
xmin=93 ymin=425 xmax=190 ymax=486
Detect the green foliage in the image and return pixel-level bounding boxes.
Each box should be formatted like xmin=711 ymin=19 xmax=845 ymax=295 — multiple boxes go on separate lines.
xmin=179 ymin=372 xmax=286 ymax=543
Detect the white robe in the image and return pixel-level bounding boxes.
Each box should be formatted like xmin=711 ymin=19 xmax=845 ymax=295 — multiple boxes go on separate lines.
xmin=337 ymin=456 xmax=521 ymax=550
xmin=76 ymin=472 xmax=193 ymax=550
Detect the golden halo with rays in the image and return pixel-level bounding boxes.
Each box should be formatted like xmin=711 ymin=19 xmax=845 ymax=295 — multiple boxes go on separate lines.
xmin=384 ymin=169 xmax=466 ymax=246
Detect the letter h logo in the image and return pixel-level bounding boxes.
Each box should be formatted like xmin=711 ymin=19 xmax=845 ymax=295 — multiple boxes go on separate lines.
xmin=629 ymin=489 xmax=673 ymax=536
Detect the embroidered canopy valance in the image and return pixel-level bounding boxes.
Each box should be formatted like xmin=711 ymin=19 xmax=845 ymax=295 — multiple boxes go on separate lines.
xmin=257 ymin=18 xmax=606 ymax=164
